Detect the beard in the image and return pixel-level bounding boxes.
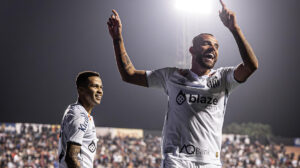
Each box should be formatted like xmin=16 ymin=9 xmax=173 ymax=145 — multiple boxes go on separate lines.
xmin=195 ymin=53 xmax=216 ymax=69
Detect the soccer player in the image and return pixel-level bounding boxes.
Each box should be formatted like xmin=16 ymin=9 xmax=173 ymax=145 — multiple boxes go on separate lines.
xmin=58 ymin=71 xmax=103 ymax=168
xmin=107 ymin=0 xmax=258 ymax=167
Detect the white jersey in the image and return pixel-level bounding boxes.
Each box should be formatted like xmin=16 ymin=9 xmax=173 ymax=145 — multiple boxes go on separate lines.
xmin=146 ymin=67 xmax=240 ymax=165
xmin=58 ymin=102 xmax=98 ymax=168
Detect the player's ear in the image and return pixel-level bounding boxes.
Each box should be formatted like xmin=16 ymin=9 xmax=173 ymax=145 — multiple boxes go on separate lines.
xmin=77 ymin=87 xmax=84 ymax=94
xmin=189 ymin=46 xmax=195 ymax=55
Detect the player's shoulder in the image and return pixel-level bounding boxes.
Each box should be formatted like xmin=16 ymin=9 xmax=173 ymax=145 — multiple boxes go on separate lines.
xmin=149 ymin=67 xmax=178 ymax=78
xmin=165 ymin=67 xmax=178 ymax=75
xmin=157 ymin=67 xmax=178 ymax=73
xmin=65 ymin=103 xmax=88 ymax=119
xmin=214 ymin=66 xmax=236 ymax=75
xmin=216 ymin=66 xmax=236 ymax=71
xmin=177 ymin=68 xmax=190 ymax=77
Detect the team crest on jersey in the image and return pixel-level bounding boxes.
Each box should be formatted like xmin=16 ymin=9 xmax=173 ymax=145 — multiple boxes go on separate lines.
xmin=206 ymin=76 xmax=220 ymax=88
xmin=88 ymin=141 xmax=96 ymax=153
xmin=176 ymin=90 xmax=186 ymax=105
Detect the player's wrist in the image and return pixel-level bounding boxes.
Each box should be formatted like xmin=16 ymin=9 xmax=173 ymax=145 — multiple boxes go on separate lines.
xmin=229 ymin=25 xmax=241 ymax=33
xmin=113 ymin=34 xmax=123 ymax=41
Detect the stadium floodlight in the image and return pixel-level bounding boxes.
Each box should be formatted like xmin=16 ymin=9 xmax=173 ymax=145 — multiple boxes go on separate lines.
xmin=175 ymin=0 xmax=213 ymax=15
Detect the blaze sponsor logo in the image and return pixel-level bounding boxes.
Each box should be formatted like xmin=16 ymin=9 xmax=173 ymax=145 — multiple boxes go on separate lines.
xmin=186 ymin=94 xmax=218 ymax=105
xmin=88 ymin=141 xmax=96 ymax=153
xmin=180 ymin=144 xmax=210 ymax=156
xmin=176 ymin=90 xmax=218 ymax=105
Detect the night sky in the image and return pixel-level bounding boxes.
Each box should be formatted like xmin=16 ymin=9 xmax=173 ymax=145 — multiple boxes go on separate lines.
xmin=0 ymin=0 xmax=299 ymax=137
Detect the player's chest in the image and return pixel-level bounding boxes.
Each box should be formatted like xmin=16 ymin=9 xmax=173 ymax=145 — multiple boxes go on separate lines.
xmin=167 ymin=75 xmax=225 ymax=111
xmin=168 ymin=73 xmax=223 ymax=94
xmin=83 ymin=120 xmax=97 ymax=139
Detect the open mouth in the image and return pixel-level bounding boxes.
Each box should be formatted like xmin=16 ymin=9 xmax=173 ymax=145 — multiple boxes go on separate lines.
xmin=203 ymin=53 xmax=215 ymax=62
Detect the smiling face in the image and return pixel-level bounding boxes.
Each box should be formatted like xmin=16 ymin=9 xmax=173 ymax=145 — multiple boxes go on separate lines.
xmin=78 ymin=76 xmax=103 ymax=106
xmin=191 ymin=34 xmax=219 ymax=69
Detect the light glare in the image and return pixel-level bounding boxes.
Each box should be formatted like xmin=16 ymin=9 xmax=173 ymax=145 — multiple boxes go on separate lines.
xmin=175 ymin=0 xmax=213 ymax=14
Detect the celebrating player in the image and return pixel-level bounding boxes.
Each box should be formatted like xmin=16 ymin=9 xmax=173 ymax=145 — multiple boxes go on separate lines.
xmin=107 ymin=0 xmax=258 ymax=167
xmin=58 ymin=71 xmax=103 ymax=168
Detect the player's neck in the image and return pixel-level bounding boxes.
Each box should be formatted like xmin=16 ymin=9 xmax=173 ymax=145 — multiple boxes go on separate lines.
xmin=191 ymin=64 xmax=211 ymax=77
xmin=78 ymin=99 xmax=93 ymax=114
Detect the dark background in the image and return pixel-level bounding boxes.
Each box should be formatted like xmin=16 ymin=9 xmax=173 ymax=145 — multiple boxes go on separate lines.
xmin=0 ymin=0 xmax=299 ymax=137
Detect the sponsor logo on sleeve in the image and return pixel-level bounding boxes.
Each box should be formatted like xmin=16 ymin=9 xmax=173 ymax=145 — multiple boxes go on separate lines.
xmin=88 ymin=141 xmax=96 ymax=153
xmin=78 ymin=113 xmax=89 ymax=132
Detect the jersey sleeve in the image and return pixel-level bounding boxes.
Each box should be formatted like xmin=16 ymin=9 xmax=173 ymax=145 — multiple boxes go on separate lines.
xmin=65 ymin=110 xmax=89 ymax=145
xmin=221 ymin=66 xmax=241 ymax=94
xmin=146 ymin=67 xmax=176 ymax=94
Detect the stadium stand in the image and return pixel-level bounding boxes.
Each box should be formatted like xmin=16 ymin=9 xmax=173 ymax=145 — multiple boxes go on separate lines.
xmin=0 ymin=123 xmax=299 ymax=168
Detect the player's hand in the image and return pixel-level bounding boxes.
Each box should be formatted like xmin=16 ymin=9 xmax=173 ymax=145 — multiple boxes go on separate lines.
xmin=107 ymin=9 xmax=122 ymax=40
xmin=219 ymin=0 xmax=239 ymax=31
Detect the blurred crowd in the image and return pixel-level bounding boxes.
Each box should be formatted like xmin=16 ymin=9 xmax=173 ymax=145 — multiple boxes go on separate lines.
xmin=221 ymin=136 xmax=300 ymax=168
xmin=95 ymin=134 xmax=161 ymax=168
xmin=0 ymin=123 xmax=299 ymax=168
xmin=0 ymin=124 xmax=59 ymax=168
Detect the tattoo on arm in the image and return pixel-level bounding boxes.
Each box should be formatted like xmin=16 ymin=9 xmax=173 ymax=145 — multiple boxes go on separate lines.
xmin=112 ymin=37 xmax=147 ymax=86
xmin=65 ymin=142 xmax=81 ymax=168
xmin=232 ymin=29 xmax=258 ymax=71
xmin=113 ymin=39 xmax=135 ymax=73
xmin=122 ymin=53 xmax=133 ymax=71
xmin=125 ymin=54 xmax=130 ymax=65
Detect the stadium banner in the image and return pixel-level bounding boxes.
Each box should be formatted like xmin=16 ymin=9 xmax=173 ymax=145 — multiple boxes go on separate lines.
xmin=114 ymin=128 xmax=143 ymax=138
xmin=294 ymin=138 xmax=300 ymax=147
xmin=14 ymin=123 xmax=59 ymax=134
xmin=96 ymin=127 xmax=115 ymax=137
xmin=2 ymin=122 xmax=144 ymax=138
xmin=0 ymin=123 xmax=16 ymax=132
xmin=96 ymin=127 xmax=143 ymax=138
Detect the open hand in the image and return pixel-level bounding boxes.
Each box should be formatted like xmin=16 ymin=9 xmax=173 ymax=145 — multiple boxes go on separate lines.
xmin=107 ymin=9 xmax=122 ymax=40
xmin=219 ymin=0 xmax=239 ymax=31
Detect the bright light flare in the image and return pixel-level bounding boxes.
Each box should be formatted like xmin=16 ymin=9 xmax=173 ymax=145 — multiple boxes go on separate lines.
xmin=175 ymin=0 xmax=213 ymax=14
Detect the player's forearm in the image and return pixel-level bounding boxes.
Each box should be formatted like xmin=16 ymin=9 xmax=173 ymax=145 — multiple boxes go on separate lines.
xmin=231 ymin=27 xmax=258 ymax=72
xmin=65 ymin=143 xmax=81 ymax=168
xmin=65 ymin=156 xmax=81 ymax=168
xmin=113 ymin=38 xmax=147 ymax=86
xmin=113 ymin=36 xmax=136 ymax=81
xmin=65 ymin=155 xmax=80 ymax=168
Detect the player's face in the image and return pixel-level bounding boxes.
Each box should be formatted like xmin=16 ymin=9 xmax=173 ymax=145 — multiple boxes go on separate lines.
xmin=192 ymin=35 xmax=219 ymax=69
xmin=82 ymin=76 xmax=103 ymax=106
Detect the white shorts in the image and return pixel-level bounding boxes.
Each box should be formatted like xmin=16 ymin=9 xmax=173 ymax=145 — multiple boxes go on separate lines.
xmin=161 ymin=154 xmax=222 ymax=168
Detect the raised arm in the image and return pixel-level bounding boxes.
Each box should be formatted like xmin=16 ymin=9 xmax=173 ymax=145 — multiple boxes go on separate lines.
xmin=65 ymin=142 xmax=81 ymax=168
xmin=219 ymin=0 xmax=258 ymax=82
xmin=107 ymin=10 xmax=148 ymax=87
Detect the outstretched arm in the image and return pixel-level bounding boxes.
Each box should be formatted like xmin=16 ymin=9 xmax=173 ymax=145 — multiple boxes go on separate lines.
xmin=219 ymin=0 xmax=258 ymax=82
xmin=107 ymin=10 xmax=148 ymax=87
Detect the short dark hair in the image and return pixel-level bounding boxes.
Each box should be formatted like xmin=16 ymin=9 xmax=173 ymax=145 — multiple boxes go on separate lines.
xmin=192 ymin=33 xmax=214 ymax=47
xmin=76 ymin=71 xmax=100 ymax=88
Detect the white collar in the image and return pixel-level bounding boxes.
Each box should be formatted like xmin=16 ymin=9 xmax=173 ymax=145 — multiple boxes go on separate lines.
xmin=189 ymin=69 xmax=216 ymax=80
